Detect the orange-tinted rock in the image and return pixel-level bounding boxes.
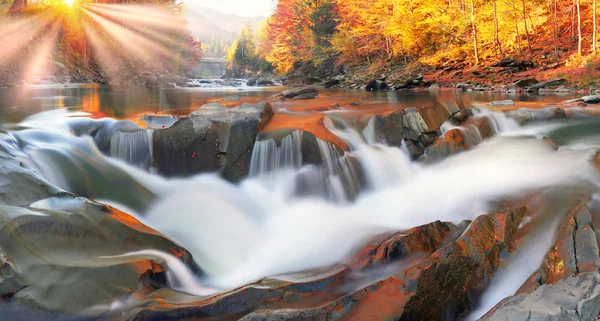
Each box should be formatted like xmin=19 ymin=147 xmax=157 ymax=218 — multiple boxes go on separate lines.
xmin=127 ymin=208 xmax=528 ymax=321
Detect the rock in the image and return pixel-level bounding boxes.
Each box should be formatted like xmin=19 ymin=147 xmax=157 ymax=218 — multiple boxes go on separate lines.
xmin=364 ymin=110 xmax=404 ymax=146
xmin=456 ymin=83 xmax=471 ymax=91
xmin=488 ymin=100 xmax=515 ymax=106
xmin=153 ymin=102 xmax=273 ymax=181
xmin=0 ymin=148 xmax=64 ymax=207
xmin=398 ymin=75 xmax=431 ymax=89
xmin=421 ymin=114 xmax=493 ymax=163
xmin=281 ymin=87 xmax=319 ymax=99
xmin=514 ymin=78 xmax=539 ymax=88
xmin=0 ymin=197 xmax=198 ymax=314
xmin=246 ymin=79 xmax=257 ymax=86
xmin=258 ymin=79 xmax=275 ymax=86
xmin=480 ymin=272 xmax=600 ymax=321
xmin=505 ymin=107 xmax=568 ymax=126
xmin=125 ymin=220 xmax=465 ymax=321
xmin=365 ymin=78 xmax=388 ymax=91
xmin=555 ymin=85 xmax=572 ymax=93
xmin=323 ymin=78 xmax=341 ymax=89
xmin=293 ymin=93 xmax=318 ymax=100
xmin=526 ymin=78 xmax=567 ymax=92
xmin=402 ymin=103 xmax=460 ymax=158
xmin=223 ymin=95 xmax=241 ymax=101
xmin=582 ymin=95 xmax=600 ymax=104
xmin=492 ymin=58 xmax=534 ymax=71
xmin=429 ymin=84 xmax=440 ymax=91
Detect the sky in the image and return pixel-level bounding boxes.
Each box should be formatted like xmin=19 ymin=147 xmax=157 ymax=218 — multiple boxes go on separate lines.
xmin=186 ymin=0 xmax=275 ymax=18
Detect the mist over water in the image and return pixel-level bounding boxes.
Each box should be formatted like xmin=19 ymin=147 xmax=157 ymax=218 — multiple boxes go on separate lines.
xmin=5 ymin=101 xmax=600 ymax=315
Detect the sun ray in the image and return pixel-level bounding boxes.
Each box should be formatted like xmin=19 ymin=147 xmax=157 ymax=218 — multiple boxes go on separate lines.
xmin=22 ymin=23 xmax=62 ymax=84
xmin=83 ymin=8 xmax=176 ymax=65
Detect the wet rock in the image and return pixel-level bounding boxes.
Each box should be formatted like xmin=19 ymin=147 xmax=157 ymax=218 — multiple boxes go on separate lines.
xmin=582 ymin=95 xmax=600 ymax=104
xmin=0 ymin=197 xmax=197 ymax=314
xmin=281 ymin=87 xmax=318 ymax=99
xmin=228 ymin=207 xmax=528 ymax=321
xmin=505 ymin=107 xmax=568 ymax=126
xmin=0 ymin=152 xmax=64 ymax=207
xmin=364 ymin=110 xmax=404 ymax=146
xmin=365 ymin=78 xmax=388 ymax=91
xmin=402 ymin=102 xmax=460 ymax=158
xmin=153 ymin=102 xmax=274 ymax=181
xmin=488 ymin=100 xmax=515 ymax=106
xmin=125 ymin=220 xmax=464 ymax=321
xmin=480 ymin=272 xmax=600 ymax=321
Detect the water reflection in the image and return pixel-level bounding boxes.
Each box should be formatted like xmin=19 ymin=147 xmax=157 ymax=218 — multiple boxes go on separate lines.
xmin=0 ymin=84 xmax=583 ymax=124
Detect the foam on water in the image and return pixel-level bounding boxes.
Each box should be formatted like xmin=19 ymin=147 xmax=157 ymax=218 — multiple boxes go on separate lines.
xmin=6 ymin=106 xmax=600 ymax=306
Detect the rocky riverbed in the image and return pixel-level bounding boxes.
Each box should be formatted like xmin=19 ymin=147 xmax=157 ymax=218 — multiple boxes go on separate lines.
xmin=2 ymin=87 xmax=600 ymax=321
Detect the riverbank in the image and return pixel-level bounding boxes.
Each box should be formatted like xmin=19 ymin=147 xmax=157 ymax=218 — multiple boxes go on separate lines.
xmin=282 ymin=57 xmax=600 ymax=94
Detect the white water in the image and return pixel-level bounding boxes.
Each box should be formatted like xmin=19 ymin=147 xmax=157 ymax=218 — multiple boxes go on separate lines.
xmin=6 ymin=106 xmax=600 ymax=312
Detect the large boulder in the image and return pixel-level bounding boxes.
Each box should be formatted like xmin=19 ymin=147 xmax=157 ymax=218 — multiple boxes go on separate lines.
xmin=153 ymin=102 xmax=273 ymax=181
xmin=0 ymin=198 xmax=198 ymax=315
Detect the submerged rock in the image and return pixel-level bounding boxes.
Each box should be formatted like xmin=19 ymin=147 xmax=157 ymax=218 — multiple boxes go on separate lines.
xmin=281 ymin=87 xmax=319 ymax=99
xmin=505 ymin=107 xmax=568 ymax=125
xmin=153 ymin=102 xmax=274 ymax=181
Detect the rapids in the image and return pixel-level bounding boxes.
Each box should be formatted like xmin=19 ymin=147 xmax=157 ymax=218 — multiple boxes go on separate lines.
xmin=3 ymin=95 xmax=600 ymax=317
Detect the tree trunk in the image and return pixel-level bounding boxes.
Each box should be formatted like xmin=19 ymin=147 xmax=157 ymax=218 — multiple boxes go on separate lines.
xmin=512 ymin=0 xmax=523 ymax=55
xmin=578 ymin=0 xmax=582 ymax=55
xmin=594 ymin=0 xmax=597 ymax=53
xmin=471 ymin=0 xmax=480 ymax=65
xmin=493 ymin=0 xmax=504 ymax=57
xmin=521 ymin=0 xmax=533 ymax=53
xmin=8 ymin=0 xmax=28 ymax=15
xmin=553 ymin=0 xmax=560 ymax=58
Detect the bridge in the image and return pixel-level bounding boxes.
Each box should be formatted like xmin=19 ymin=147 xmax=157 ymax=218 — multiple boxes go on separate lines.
xmin=192 ymin=58 xmax=229 ymax=79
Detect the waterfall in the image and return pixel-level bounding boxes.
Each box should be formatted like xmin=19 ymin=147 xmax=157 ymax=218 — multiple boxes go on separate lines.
xmin=109 ymin=130 xmax=154 ymax=169
xmin=249 ymin=130 xmax=303 ymax=176
xmin=249 ymin=130 xmax=363 ymax=202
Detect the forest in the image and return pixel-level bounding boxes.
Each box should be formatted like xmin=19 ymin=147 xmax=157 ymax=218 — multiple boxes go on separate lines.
xmin=234 ymin=0 xmax=600 ymax=87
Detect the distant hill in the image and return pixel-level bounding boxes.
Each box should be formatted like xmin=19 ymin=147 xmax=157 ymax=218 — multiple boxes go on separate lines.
xmin=185 ymin=4 xmax=264 ymax=58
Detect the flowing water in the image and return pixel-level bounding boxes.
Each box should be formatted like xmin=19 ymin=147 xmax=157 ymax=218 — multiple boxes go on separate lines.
xmin=2 ymin=83 xmax=600 ymax=318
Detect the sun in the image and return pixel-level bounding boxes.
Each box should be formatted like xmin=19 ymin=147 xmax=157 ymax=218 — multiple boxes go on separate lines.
xmin=63 ymin=0 xmax=75 ymax=6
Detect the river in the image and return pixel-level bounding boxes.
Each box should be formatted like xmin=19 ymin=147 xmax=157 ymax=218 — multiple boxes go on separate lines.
xmin=1 ymin=83 xmax=600 ymax=320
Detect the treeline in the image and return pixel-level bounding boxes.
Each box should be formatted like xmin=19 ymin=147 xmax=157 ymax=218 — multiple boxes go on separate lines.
xmin=227 ymin=23 xmax=272 ymax=77
xmin=252 ymin=0 xmax=600 ymax=74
